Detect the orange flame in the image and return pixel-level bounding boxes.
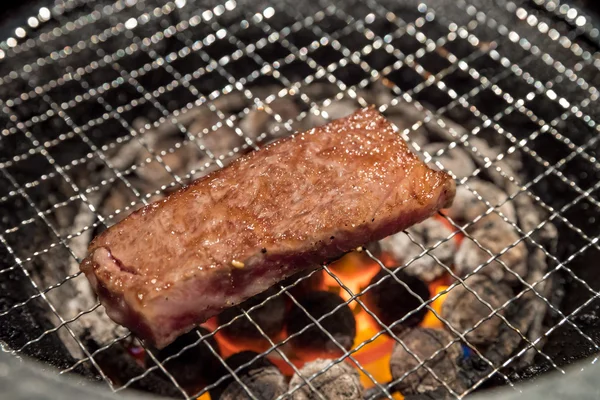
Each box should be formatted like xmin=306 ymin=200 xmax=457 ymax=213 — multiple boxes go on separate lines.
xmin=325 ymin=251 xmax=381 ymax=305
xmin=205 ymin=250 xmax=450 ymax=399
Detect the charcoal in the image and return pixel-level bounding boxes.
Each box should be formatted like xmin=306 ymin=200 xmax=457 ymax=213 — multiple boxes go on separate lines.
xmin=217 ymin=287 xmax=286 ymax=340
xmin=147 ymin=327 xmax=224 ymax=395
xmin=289 ymin=358 xmax=363 ymax=400
xmin=423 ymin=142 xmax=476 ymax=180
xmin=443 ymin=179 xmax=517 ymax=227
xmin=455 ymin=214 xmax=528 ymax=283
xmin=95 ymin=343 xmax=183 ymax=398
xmin=286 ymin=291 xmax=356 ymax=353
xmin=379 ymin=219 xmax=456 ymax=282
xmin=211 ymin=351 xmax=286 ymax=400
xmin=285 ymin=267 xmax=325 ymax=298
xmin=364 ymin=268 xmax=430 ymax=333
xmin=441 ymin=275 xmax=512 ymax=347
xmin=390 ymin=328 xmax=465 ymax=396
xmin=364 ymin=241 xmax=383 ymax=258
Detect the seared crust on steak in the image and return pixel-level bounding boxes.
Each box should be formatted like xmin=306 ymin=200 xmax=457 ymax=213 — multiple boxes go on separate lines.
xmin=81 ymin=107 xmax=455 ymax=348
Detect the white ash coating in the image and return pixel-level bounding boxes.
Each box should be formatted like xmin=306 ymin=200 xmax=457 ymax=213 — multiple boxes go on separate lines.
xmin=423 ymin=142 xmax=476 ymax=180
xmin=289 ymin=359 xmax=363 ymax=400
xmin=220 ymin=365 xmax=286 ymax=400
xmin=443 ymin=179 xmax=517 ymax=228
xmin=239 ymin=97 xmax=301 ymax=141
xmin=379 ymin=218 xmax=457 ymax=282
xmin=189 ymin=115 xmax=245 ymax=159
xmin=134 ymin=140 xmax=196 ymax=186
xmin=441 ymin=274 xmax=512 ymax=347
xmin=454 ymin=214 xmax=528 ymax=282
xmin=390 ymin=327 xmax=464 ymax=395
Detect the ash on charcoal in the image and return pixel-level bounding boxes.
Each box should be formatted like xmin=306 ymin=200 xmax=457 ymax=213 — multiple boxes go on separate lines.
xmin=210 ymin=351 xmax=286 ymax=400
xmin=239 ymin=96 xmax=301 ymax=141
xmin=441 ymin=275 xmax=512 ymax=347
xmin=454 ymin=214 xmax=528 ymax=283
xmin=364 ymin=268 xmax=430 ymax=333
xmin=379 ymin=218 xmax=456 ymax=282
xmin=423 ymin=143 xmax=476 ymax=180
xmin=389 ymin=328 xmax=465 ymax=396
xmin=217 ymin=287 xmax=286 ymax=340
xmin=286 ymin=291 xmax=356 ymax=353
xmin=443 ymin=179 xmax=517 ymax=227
xmin=147 ymin=328 xmax=224 ymax=395
xmin=134 ymin=139 xmax=197 ymax=187
xmin=288 ymin=358 xmax=363 ymax=400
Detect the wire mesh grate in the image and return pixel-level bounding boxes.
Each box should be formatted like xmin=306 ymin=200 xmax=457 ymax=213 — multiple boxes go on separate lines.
xmin=1 ymin=0 xmax=600 ymax=399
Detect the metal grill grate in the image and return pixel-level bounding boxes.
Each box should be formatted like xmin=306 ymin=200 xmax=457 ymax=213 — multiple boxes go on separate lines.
xmin=1 ymin=0 xmax=600 ymax=399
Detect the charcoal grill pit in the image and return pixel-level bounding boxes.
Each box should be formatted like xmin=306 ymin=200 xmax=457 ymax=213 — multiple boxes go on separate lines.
xmin=2 ymin=0 xmax=600 ymax=399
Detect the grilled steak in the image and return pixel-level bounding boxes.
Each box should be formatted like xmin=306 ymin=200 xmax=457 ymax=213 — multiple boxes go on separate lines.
xmin=80 ymin=107 xmax=455 ymax=349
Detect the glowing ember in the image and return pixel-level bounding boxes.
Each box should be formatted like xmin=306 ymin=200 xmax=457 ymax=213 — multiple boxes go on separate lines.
xmin=436 ymin=213 xmax=464 ymax=246
xmin=325 ymin=252 xmax=381 ymax=305
xmin=206 ymin=248 xmax=452 ymax=398
xmin=203 ymin=317 xmax=280 ymax=358
xmin=126 ymin=345 xmax=146 ymax=366
xmin=421 ymin=284 xmax=450 ymax=330
xmin=352 ymin=307 xmax=394 ymax=388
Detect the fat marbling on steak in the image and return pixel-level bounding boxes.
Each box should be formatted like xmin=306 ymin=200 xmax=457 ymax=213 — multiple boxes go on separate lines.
xmin=80 ymin=107 xmax=456 ymax=349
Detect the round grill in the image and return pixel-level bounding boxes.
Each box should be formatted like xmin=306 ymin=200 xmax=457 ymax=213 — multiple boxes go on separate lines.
xmin=1 ymin=0 xmax=600 ymax=399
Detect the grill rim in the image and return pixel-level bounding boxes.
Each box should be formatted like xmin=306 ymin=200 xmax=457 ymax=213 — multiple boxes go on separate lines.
xmin=0 ymin=0 xmax=596 ymax=398
xmin=2 ymin=344 xmax=600 ymax=400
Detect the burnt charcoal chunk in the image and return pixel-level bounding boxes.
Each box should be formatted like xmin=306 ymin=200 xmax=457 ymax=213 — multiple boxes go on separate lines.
xmin=211 ymin=351 xmax=285 ymax=400
xmin=454 ymin=214 xmax=528 ymax=283
xmin=217 ymin=287 xmax=286 ymax=340
xmin=283 ymin=267 xmax=325 ymax=298
xmin=289 ymin=358 xmax=363 ymax=400
xmin=96 ymin=343 xmax=183 ymax=398
xmin=364 ymin=268 xmax=430 ymax=333
xmin=148 ymin=328 xmax=224 ymax=395
xmin=390 ymin=328 xmax=465 ymax=396
xmin=379 ymin=217 xmax=457 ymax=283
xmin=441 ymin=275 xmax=512 ymax=347
xmin=287 ymin=291 xmax=356 ymax=353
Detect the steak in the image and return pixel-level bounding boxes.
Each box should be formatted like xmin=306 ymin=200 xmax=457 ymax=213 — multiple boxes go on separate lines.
xmin=80 ymin=107 xmax=455 ymax=349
